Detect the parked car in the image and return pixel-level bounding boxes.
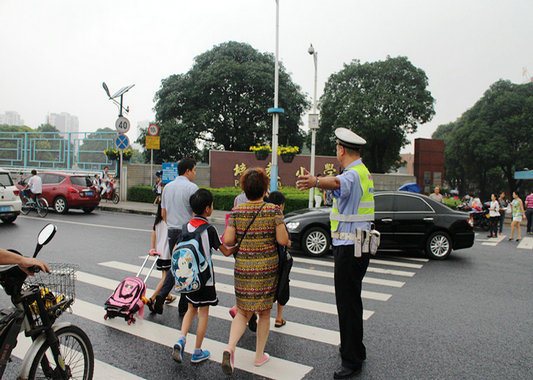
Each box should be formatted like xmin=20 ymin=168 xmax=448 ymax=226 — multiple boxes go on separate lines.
xmin=17 ymin=172 xmax=100 ymax=214
xmin=0 ymin=169 xmax=22 ymax=224
xmin=284 ymin=191 xmax=475 ymax=260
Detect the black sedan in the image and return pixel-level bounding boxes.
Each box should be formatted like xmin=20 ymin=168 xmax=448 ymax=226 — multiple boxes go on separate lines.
xmin=285 ymin=191 xmax=475 ymax=260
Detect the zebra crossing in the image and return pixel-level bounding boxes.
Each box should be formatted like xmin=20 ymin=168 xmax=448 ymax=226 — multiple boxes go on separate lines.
xmin=47 ymin=252 xmax=427 ymax=379
xmin=477 ymin=233 xmax=533 ymax=249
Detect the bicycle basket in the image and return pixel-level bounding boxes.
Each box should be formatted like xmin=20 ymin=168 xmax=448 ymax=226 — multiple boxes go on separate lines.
xmin=24 ymin=263 xmax=78 ymax=321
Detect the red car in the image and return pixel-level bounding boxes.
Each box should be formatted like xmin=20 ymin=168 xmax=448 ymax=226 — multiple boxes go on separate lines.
xmin=17 ymin=172 xmax=100 ymax=214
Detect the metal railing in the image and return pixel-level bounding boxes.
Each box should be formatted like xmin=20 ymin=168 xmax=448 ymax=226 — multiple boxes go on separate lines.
xmin=0 ymin=131 xmax=117 ymax=171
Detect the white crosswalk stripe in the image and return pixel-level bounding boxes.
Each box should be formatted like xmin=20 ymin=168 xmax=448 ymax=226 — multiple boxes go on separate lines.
xmin=43 ymin=253 xmax=425 ymax=380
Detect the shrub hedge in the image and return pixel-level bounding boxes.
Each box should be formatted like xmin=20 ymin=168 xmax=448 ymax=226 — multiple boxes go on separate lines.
xmin=127 ymin=185 xmax=310 ymax=213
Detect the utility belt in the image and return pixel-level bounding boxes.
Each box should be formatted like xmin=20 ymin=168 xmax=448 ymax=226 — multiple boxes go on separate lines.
xmin=331 ymin=226 xmax=381 ymax=257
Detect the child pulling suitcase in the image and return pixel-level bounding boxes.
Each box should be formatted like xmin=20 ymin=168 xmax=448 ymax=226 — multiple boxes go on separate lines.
xmin=104 ymin=254 xmax=159 ymax=324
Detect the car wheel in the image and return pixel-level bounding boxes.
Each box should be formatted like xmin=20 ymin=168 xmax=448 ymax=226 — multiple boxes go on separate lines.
xmin=1 ymin=215 xmax=17 ymax=224
xmin=302 ymin=227 xmax=330 ymax=257
xmin=53 ymin=196 xmax=69 ymax=214
xmin=425 ymin=231 xmax=452 ymax=260
xmin=82 ymin=207 xmax=95 ymax=214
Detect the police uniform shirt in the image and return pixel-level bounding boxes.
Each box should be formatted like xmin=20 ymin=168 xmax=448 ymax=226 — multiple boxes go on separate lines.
xmin=331 ymin=158 xmax=372 ymax=246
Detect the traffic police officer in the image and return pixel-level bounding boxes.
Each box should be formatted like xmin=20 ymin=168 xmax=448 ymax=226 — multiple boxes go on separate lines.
xmin=297 ymin=127 xmax=375 ymax=379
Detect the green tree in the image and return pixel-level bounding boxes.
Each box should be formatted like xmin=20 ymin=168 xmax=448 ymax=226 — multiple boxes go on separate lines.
xmin=435 ymin=80 xmax=533 ymax=197
xmin=318 ymin=56 xmax=435 ymax=173
xmin=147 ymin=41 xmax=309 ymax=162
xmin=79 ymin=128 xmax=115 ymax=164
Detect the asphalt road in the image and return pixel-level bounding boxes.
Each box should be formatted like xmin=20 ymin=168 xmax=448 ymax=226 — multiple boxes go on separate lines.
xmin=0 ymin=210 xmax=532 ymax=379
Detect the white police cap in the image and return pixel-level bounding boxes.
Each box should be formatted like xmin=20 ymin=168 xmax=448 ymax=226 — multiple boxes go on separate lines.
xmin=335 ymin=127 xmax=366 ymax=150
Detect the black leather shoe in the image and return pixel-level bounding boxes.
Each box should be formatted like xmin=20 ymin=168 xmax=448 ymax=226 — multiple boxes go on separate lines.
xmin=333 ymin=365 xmax=361 ymax=379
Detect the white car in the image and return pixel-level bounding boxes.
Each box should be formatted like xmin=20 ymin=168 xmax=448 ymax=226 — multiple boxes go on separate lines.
xmin=0 ymin=169 xmax=22 ymax=224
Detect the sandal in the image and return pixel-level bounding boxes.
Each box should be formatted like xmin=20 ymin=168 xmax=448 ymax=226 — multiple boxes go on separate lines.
xmin=146 ymin=298 xmax=155 ymax=313
xmin=221 ymin=348 xmax=234 ymax=375
xmin=165 ymin=295 xmax=177 ymax=304
xmin=274 ymin=318 xmax=286 ymax=328
xmin=254 ymin=353 xmax=270 ymax=367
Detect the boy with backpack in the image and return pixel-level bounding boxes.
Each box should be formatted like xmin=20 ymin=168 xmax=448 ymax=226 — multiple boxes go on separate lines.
xmin=173 ymin=188 xmax=237 ymax=364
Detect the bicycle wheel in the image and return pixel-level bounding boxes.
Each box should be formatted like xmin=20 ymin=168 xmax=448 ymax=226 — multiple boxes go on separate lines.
xmin=20 ymin=199 xmax=30 ymax=215
xmin=36 ymin=199 xmax=48 ymax=218
xmin=27 ymin=325 xmax=94 ymax=380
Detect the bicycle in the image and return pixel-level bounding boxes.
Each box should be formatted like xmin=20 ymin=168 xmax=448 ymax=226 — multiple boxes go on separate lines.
xmin=0 ymin=224 xmax=94 ymax=379
xmin=20 ymin=191 xmax=49 ymax=218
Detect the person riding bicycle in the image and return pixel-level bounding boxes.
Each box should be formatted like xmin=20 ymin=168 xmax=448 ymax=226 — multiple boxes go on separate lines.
xmin=0 ymin=248 xmax=49 ymax=275
xmin=23 ymin=170 xmax=42 ymax=203
xmin=100 ymin=166 xmax=112 ymax=197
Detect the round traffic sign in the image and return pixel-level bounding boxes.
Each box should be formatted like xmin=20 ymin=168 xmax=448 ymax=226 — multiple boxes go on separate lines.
xmin=115 ymin=116 xmax=130 ymax=134
xmin=115 ymin=134 xmax=130 ymax=150
xmin=147 ymin=123 xmax=159 ymax=136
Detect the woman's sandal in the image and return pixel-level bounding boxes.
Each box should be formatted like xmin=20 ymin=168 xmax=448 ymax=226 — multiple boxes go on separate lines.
xmin=254 ymin=353 xmax=270 ymax=367
xmin=165 ymin=295 xmax=177 ymax=304
xmin=146 ymin=298 xmax=155 ymax=313
xmin=274 ymin=318 xmax=286 ymax=328
xmin=221 ymin=348 xmax=235 ymax=375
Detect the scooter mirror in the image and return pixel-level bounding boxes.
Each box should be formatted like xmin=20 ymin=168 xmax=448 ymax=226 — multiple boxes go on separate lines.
xmin=34 ymin=224 xmax=57 ymax=258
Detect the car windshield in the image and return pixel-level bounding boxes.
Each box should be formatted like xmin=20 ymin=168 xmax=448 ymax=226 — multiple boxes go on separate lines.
xmin=70 ymin=176 xmax=92 ymax=187
xmin=0 ymin=173 xmax=13 ymax=187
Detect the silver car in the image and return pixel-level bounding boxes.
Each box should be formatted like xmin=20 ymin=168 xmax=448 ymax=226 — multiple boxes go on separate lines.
xmin=0 ymin=169 xmax=22 ymax=224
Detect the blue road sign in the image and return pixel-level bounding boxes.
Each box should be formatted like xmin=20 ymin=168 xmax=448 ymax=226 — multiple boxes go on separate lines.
xmin=115 ymin=134 xmax=130 ymax=150
xmin=162 ymin=162 xmax=178 ymax=184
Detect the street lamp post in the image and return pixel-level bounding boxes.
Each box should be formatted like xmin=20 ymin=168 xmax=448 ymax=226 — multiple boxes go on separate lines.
xmin=308 ymin=44 xmax=319 ymax=208
xmin=269 ymin=0 xmax=283 ymax=192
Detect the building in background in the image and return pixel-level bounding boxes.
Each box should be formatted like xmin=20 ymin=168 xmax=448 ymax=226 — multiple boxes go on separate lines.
xmin=0 ymin=111 xmax=24 ymax=126
xmin=413 ymin=138 xmax=445 ymax=194
xmin=47 ymin=112 xmax=79 ymax=134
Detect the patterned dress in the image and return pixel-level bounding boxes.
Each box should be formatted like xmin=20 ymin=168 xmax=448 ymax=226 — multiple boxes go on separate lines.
xmin=228 ymin=201 xmax=283 ymax=312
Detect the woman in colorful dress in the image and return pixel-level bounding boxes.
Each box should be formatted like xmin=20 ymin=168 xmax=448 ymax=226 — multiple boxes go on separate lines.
xmin=221 ymin=168 xmax=290 ymax=375
xmin=509 ymin=191 xmax=525 ymax=241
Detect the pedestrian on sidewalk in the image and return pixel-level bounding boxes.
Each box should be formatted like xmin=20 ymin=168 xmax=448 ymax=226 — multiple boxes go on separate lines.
xmin=145 ymin=204 xmax=175 ymax=312
xmin=487 ymin=193 xmax=500 ymax=238
xmin=497 ymin=192 xmax=508 ymax=236
xmin=525 ymin=190 xmax=533 ymax=235
xmin=221 ymin=168 xmax=290 ymax=375
xmin=172 ymin=189 xmax=237 ymax=365
xmin=509 ymin=191 xmax=525 ymax=241
xmin=153 ymin=158 xmax=199 ymax=315
xmin=296 ymin=128 xmax=375 ymax=379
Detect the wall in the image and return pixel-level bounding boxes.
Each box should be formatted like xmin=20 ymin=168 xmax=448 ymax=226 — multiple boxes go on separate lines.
xmin=125 ymin=163 xmax=210 ymax=188
xmin=413 ymin=138 xmax=445 ymax=194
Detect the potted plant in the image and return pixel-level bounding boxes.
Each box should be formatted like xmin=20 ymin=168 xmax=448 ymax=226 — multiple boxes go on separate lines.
xmin=249 ymin=144 xmax=272 ymax=160
xmin=122 ymin=149 xmax=133 ymax=161
xmin=104 ymin=148 xmax=119 ymax=161
xmin=278 ymin=145 xmax=300 ymax=163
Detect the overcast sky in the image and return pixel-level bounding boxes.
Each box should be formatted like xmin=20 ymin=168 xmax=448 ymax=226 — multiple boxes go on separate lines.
xmin=1 ymin=0 xmax=532 ymax=153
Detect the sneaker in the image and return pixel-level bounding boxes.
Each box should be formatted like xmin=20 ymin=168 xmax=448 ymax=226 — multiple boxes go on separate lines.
xmin=154 ymin=295 xmax=164 ymax=314
xmin=191 ymin=349 xmax=210 ymax=363
xmin=172 ymin=339 xmax=185 ymax=363
xmin=221 ymin=349 xmax=234 ymax=375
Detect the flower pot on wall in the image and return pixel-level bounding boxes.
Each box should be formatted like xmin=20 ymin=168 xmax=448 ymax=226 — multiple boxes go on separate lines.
xmin=255 ymin=151 xmax=269 ymax=160
xmin=281 ymin=154 xmax=295 ymax=163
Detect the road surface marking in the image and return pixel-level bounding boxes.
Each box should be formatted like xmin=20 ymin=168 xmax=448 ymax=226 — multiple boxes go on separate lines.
xmin=90 ymin=265 xmax=374 ymax=320
xmin=77 ymin=270 xmax=366 ymax=346
xmin=73 ymin=300 xmax=313 ymax=380
xmin=102 ymin=261 xmax=391 ymax=302
xmin=517 ymin=237 xmax=533 ymax=249
xmin=21 ymin=215 xmax=151 ymax=233
xmin=211 ymin=255 xmax=405 ymax=287
xmin=12 ymin=333 xmax=144 ymax=380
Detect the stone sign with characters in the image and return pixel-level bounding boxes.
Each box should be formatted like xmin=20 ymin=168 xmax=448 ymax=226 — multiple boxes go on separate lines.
xmin=209 ymin=151 xmax=340 ymax=188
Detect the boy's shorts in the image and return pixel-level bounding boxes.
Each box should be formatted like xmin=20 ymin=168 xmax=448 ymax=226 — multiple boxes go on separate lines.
xmin=156 ymin=258 xmax=171 ymax=271
xmin=185 ymin=285 xmax=218 ymax=307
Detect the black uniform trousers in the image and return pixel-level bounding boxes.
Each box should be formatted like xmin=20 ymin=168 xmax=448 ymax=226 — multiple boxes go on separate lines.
xmin=160 ymin=228 xmax=188 ymax=314
xmin=333 ymin=244 xmax=370 ymax=370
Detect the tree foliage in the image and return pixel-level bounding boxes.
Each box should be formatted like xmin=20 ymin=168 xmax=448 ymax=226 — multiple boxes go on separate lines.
xmin=318 ymin=56 xmax=435 ymax=173
xmin=433 ymin=80 xmax=533 ymax=197
xmin=144 ymin=41 xmax=309 ymax=162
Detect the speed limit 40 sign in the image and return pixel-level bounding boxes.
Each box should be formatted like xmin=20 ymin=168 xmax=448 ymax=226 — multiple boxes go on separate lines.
xmin=115 ymin=116 xmax=130 ymax=134
xmin=148 ymin=123 xmax=159 ymax=136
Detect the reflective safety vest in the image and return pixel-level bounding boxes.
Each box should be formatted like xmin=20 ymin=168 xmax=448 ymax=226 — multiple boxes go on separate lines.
xmin=330 ymin=164 xmax=375 ymax=234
